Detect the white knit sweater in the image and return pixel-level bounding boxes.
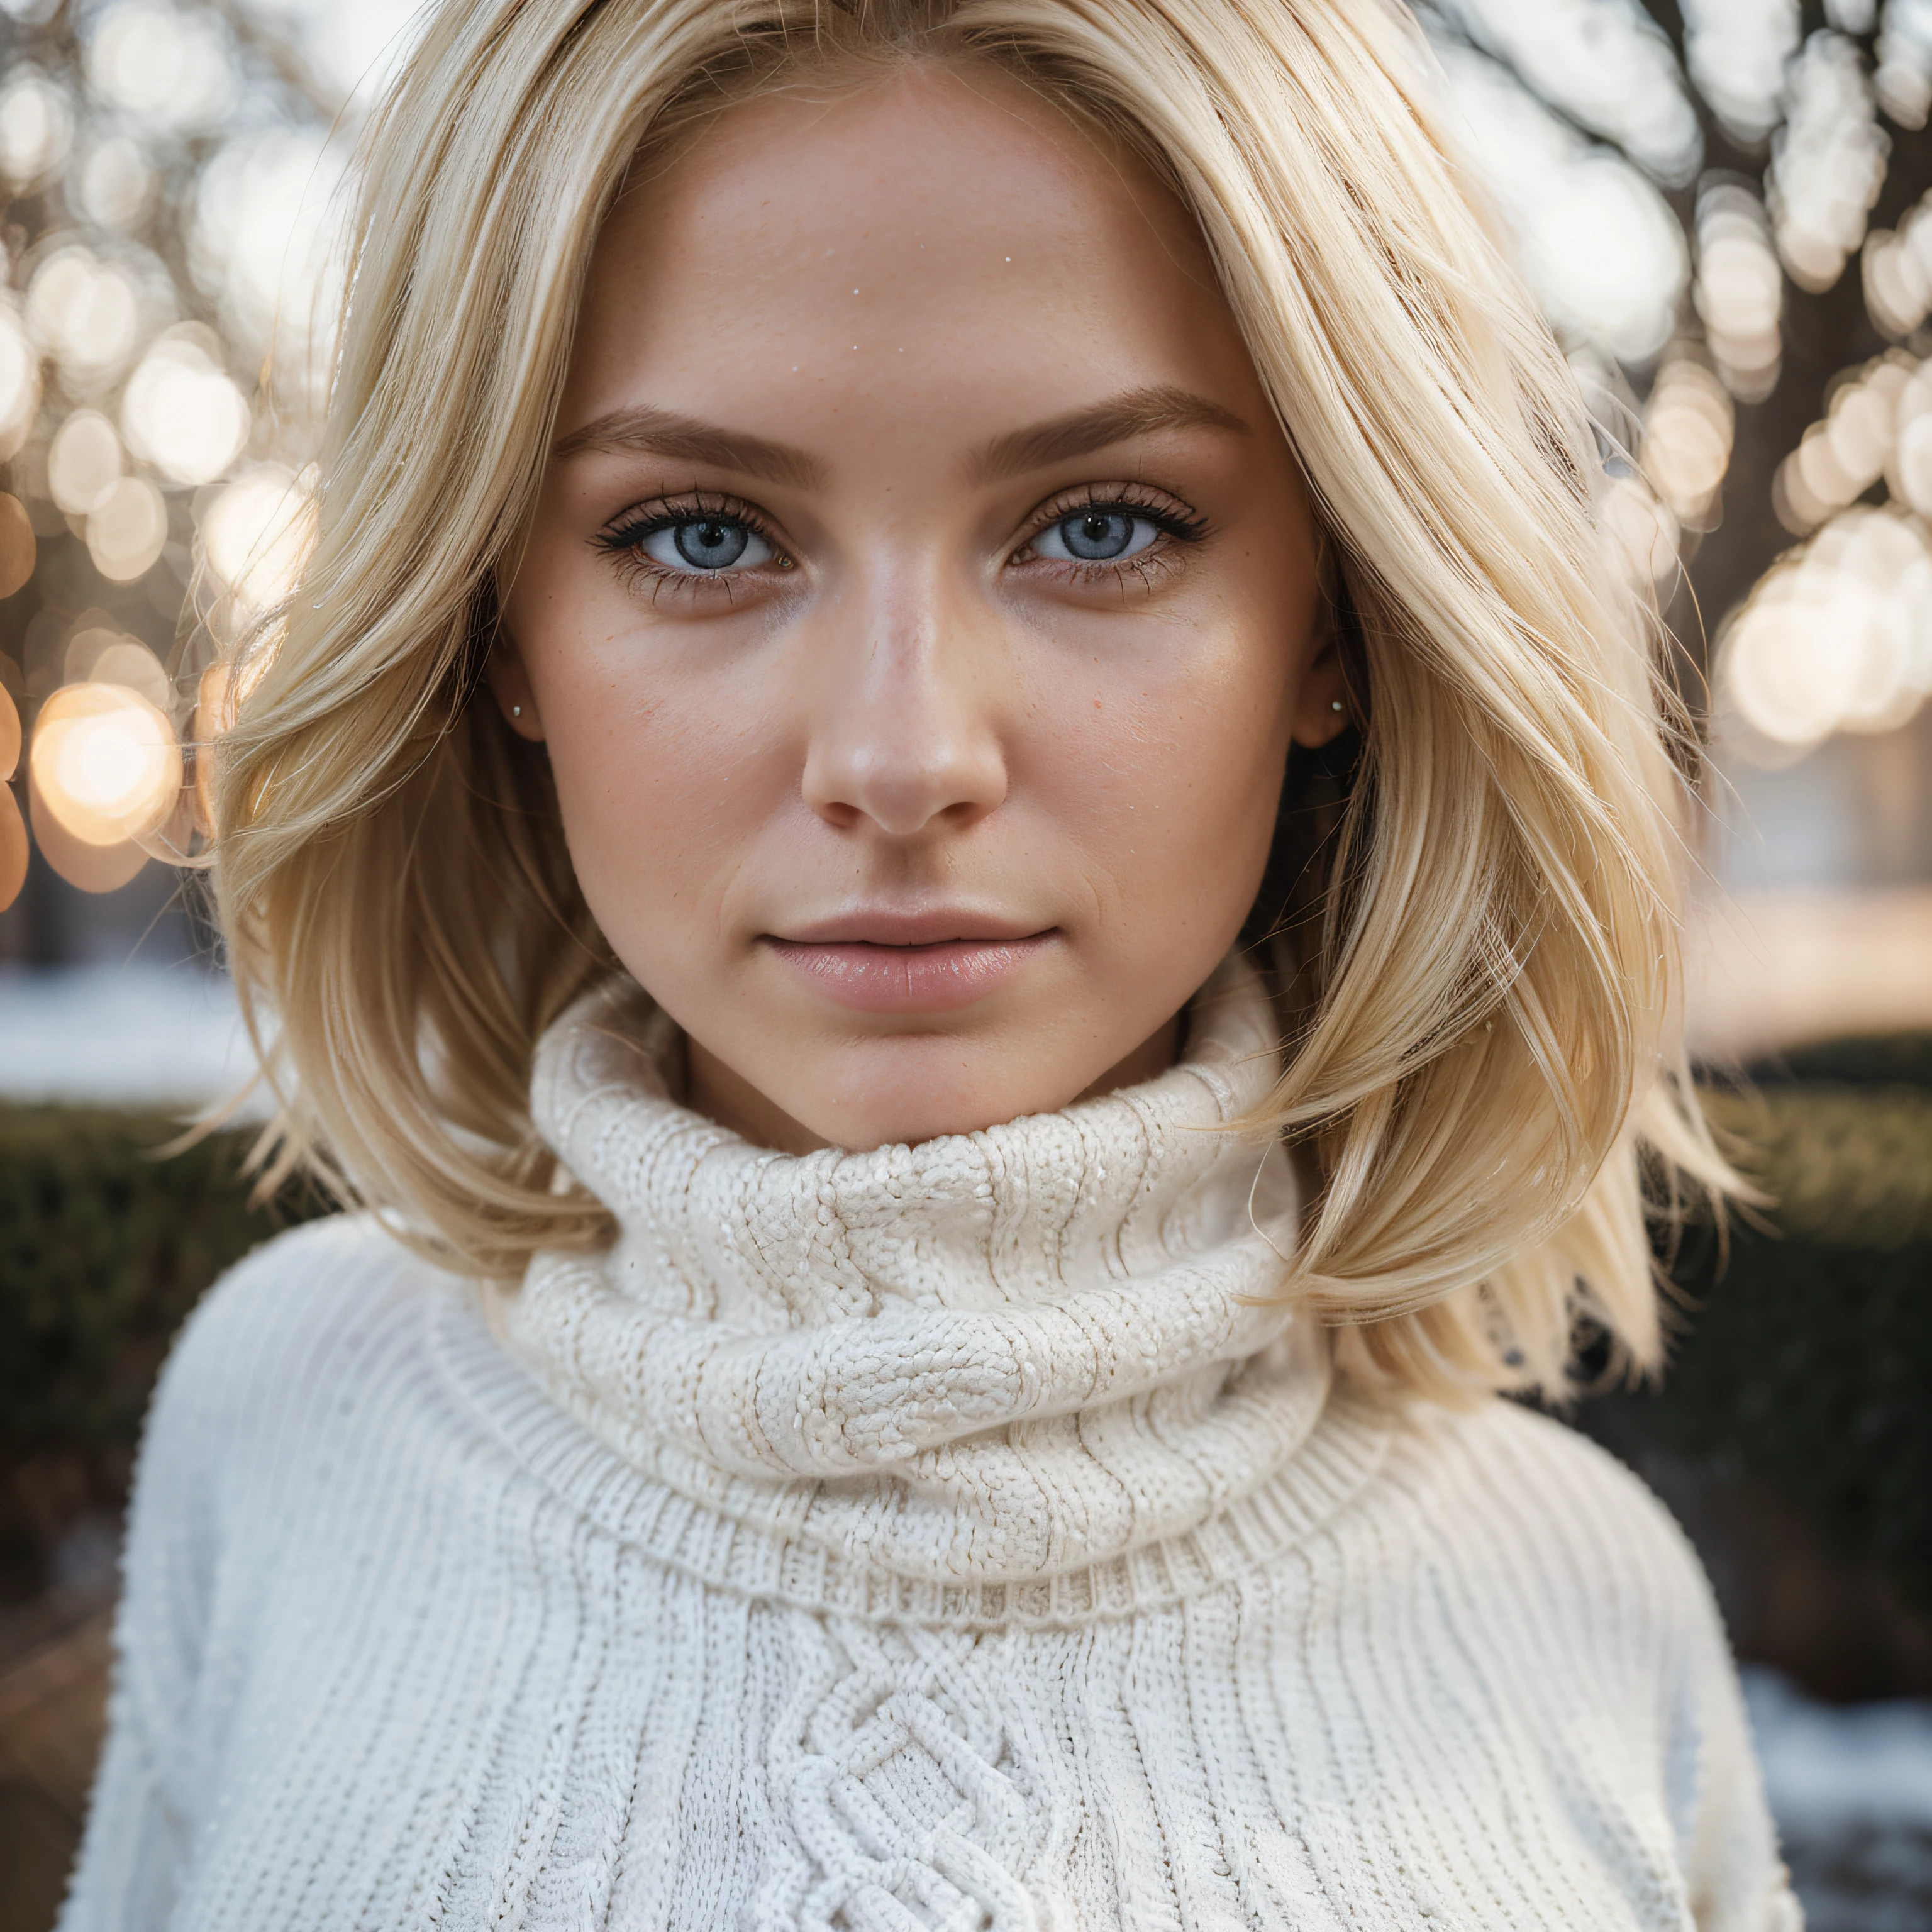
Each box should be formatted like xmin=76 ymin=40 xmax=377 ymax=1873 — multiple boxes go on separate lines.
xmin=64 ymin=960 xmax=1800 ymax=1931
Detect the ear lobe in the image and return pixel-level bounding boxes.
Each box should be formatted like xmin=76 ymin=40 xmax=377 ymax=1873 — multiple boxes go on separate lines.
xmin=1289 ymin=637 xmax=1353 ymax=750
xmin=486 ymin=645 xmax=547 ymax=741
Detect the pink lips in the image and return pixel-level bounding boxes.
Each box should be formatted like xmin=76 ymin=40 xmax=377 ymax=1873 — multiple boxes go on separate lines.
xmin=763 ymin=915 xmax=1054 ymax=1014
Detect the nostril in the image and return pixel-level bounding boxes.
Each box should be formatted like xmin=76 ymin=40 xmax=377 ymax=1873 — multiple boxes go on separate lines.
xmin=802 ymin=739 xmax=1008 ymax=837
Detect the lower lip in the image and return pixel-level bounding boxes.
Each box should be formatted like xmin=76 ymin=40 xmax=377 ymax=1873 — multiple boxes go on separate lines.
xmin=764 ymin=935 xmax=1053 ymax=1013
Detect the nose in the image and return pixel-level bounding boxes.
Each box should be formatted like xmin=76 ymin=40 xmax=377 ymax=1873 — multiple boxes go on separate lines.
xmin=799 ymin=578 xmax=1009 ymax=838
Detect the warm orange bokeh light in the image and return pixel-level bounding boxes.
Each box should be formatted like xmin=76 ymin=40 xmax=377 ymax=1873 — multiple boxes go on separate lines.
xmin=26 ymin=764 xmax=147 ymax=893
xmin=0 ymin=779 xmax=25 ymax=911
xmin=28 ymin=680 xmax=182 ymax=847
xmin=0 ymin=678 xmax=18 ymax=782
xmin=0 ymin=489 xmax=34 ymax=600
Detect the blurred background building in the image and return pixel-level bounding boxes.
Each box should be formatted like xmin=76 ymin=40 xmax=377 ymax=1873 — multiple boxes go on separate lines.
xmin=0 ymin=2 xmax=1930 ymax=1928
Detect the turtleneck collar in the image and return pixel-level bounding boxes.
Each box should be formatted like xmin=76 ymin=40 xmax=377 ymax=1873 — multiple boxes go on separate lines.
xmin=494 ymin=954 xmax=1358 ymax=1607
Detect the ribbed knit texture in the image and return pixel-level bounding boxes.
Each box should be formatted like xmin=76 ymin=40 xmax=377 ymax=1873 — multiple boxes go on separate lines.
xmin=63 ymin=959 xmax=1801 ymax=1930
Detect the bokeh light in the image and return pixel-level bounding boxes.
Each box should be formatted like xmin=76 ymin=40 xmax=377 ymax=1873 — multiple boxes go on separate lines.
xmin=75 ymin=134 xmax=155 ymax=233
xmin=0 ymin=65 xmax=70 ymax=189
xmin=1695 ymin=182 xmax=1785 ymax=402
xmin=73 ymin=629 xmax=169 ymax=712
xmin=25 ymin=245 xmax=142 ymax=385
xmin=86 ymin=0 xmax=238 ymax=137
xmin=85 ymin=474 xmax=168 ymax=583
xmin=0 ymin=491 xmax=35 ymax=599
xmin=1863 ymin=186 xmax=1932 ymax=337
xmin=1680 ymin=0 xmax=1803 ymax=143
xmin=26 ymin=762 xmax=147 ymax=893
xmin=1772 ymin=350 xmax=1922 ymax=533
xmin=1435 ymin=36 xmax=1687 ymax=364
xmin=1643 ymin=350 xmax=1736 ymax=524
xmin=0 ymin=669 xmax=18 ymax=908
xmin=48 ymin=408 xmax=122 ymax=516
xmin=28 ymin=679 xmax=182 ymax=850
xmin=0 ymin=1 xmax=373 ymax=905
xmin=120 ymin=328 xmax=250 ymax=485
xmin=1721 ymin=505 xmax=1932 ymax=753
xmin=0 ymin=779 xmax=25 ymax=912
xmin=1897 ymin=360 xmax=1932 ymax=516
xmin=190 ymin=124 xmax=343 ymax=405
xmin=0 ymin=306 xmax=41 ymax=461
xmin=1433 ymin=0 xmax=1702 ymax=185
xmin=1874 ymin=0 xmax=1932 ymax=128
xmin=1604 ymin=471 xmax=1684 ymax=587
xmin=1768 ymin=30 xmax=1890 ymax=292
xmin=200 ymin=462 xmax=314 ymax=634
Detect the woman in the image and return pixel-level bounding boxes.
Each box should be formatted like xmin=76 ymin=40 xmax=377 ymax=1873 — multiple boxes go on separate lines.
xmin=64 ymin=2 xmax=1797 ymax=1926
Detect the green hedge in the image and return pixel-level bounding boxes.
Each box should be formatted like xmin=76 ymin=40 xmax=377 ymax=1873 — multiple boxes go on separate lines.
xmin=1 ymin=1053 xmax=1929 ymax=1619
xmin=0 ymin=1106 xmax=327 ymax=1590
xmin=1585 ymin=1041 xmax=1932 ymax=1616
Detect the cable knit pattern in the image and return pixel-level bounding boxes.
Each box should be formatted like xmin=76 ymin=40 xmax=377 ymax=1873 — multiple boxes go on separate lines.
xmin=496 ymin=956 xmax=1343 ymax=1608
xmin=61 ymin=958 xmax=1803 ymax=1931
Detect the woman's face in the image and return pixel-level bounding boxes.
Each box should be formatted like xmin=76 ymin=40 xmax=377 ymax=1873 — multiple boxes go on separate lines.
xmin=498 ymin=62 xmax=1343 ymax=1153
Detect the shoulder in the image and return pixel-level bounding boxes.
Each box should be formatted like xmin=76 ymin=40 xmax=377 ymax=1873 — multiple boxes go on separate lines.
xmin=144 ymin=1213 xmax=465 ymax=1491
xmin=1419 ymin=1396 xmax=1691 ymax=1526
xmin=1385 ymin=1392 xmax=1699 ymax=1556
xmin=1360 ymin=1394 xmax=1728 ymax=1670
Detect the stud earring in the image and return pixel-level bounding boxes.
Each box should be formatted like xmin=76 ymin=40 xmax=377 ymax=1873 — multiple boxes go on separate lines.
xmin=1330 ymin=699 xmax=1346 ymax=713
xmin=511 ymin=704 xmax=523 ymax=718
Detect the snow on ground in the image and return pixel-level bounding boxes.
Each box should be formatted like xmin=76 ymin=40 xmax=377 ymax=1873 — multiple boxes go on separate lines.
xmin=0 ymin=964 xmax=264 ymax=1113
xmin=1745 ymin=1667 xmax=1932 ymax=1931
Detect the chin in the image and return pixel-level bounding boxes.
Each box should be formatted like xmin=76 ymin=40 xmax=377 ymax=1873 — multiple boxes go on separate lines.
xmin=809 ymin=1053 xmax=1074 ymax=1152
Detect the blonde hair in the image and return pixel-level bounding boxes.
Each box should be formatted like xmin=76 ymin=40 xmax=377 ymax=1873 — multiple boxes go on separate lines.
xmin=211 ymin=0 xmax=1730 ymax=1400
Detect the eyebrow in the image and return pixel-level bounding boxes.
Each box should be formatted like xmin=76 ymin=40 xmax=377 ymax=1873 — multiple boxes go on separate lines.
xmin=552 ymin=405 xmax=824 ymax=488
xmin=551 ymin=382 xmax=1250 ymax=491
xmin=969 ymin=384 xmax=1250 ymax=482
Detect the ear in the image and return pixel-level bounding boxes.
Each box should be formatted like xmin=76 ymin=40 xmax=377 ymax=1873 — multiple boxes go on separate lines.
xmin=1289 ymin=633 xmax=1354 ymax=750
xmin=486 ymin=640 xmax=547 ymax=742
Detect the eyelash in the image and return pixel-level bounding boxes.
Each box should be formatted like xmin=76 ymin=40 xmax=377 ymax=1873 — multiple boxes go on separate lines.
xmin=1009 ymin=484 xmax=1209 ymax=582
xmin=592 ymin=491 xmax=791 ymax=601
xmin=591 ymin=481 xmax=1211 ymax=599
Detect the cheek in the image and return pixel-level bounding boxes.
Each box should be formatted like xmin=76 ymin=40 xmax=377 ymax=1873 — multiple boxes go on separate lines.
xmin=1045 ymin=618 xmax=1299 ymax=924
xmin=507 ymin=573 xmax=784 ymax=940
xmin=544 ymin=667 xmax=779 ymax=906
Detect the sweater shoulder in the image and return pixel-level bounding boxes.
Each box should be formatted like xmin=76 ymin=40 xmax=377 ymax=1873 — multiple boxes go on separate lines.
xmin=1402 ymin=1395 xmax=1700 ymax=1557
xmin=144 ymin=1212 xmax=460 ymax=1475
xmin=1372 ymin=1392 xmax=1726 ymax=1648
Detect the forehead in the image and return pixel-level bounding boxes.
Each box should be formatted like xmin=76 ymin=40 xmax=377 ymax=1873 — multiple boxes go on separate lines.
xmin=565 ymin=60 xmax=1248 ymax=425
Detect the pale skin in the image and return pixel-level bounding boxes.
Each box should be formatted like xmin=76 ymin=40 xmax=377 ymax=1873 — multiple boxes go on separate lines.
xmin=495 ymin=61 xmax=1347 ymax=1155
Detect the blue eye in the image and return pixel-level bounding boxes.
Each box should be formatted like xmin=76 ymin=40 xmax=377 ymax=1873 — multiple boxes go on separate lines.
xmin=640 ymin=516 xmax=775 ymax=572
xmin=1033 ymin=509 xmax=1163 ymax=564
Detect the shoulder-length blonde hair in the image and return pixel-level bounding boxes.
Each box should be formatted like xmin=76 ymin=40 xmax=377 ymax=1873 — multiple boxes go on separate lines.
xmin=211 ymin=0 xmax=1729 ymax=1401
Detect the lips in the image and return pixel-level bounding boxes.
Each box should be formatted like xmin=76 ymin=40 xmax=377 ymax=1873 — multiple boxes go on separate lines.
xmin=762 ymin=914 xmax=1055 ymax=1014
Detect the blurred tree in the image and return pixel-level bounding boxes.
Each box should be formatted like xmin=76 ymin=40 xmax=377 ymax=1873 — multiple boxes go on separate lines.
xmin=0 ymin=0 xmax=340 ymax=959
xmin=1422 ymin=0 xmax=1932 ymax=763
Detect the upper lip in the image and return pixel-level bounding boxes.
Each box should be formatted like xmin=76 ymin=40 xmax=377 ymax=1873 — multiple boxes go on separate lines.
xmin=769 ymin=909 xmax=1052 ymax=947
